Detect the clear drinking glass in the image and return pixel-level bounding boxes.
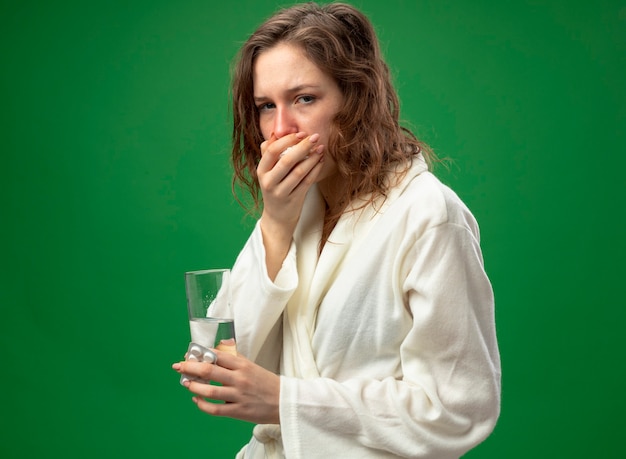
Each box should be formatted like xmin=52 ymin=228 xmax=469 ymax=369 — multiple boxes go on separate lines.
xmin=185 ymin=268 xmax=237 ymax=355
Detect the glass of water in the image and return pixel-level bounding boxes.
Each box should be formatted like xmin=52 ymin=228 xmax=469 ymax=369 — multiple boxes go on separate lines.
xmin=185 ymin=268 xmax=236 ymax=356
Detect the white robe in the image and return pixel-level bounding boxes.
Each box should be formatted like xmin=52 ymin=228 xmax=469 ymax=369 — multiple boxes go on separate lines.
xmin=223 ymin=157 xmax=501 ymax=458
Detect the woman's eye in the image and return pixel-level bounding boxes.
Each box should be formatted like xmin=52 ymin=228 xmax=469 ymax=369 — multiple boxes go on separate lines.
xmin=297 ymin=95 xmax=315 ymax=104
xmin=257 ymin=103 xmax=275 ymax=112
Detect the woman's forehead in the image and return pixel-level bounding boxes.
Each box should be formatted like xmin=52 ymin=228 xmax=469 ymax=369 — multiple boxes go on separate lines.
xmin=252 ymin=44 xmax=329 ymax=95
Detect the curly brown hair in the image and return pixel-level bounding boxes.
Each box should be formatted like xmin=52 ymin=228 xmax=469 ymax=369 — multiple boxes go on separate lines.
xmin=231 ymin=2 xmax=433 ymax=240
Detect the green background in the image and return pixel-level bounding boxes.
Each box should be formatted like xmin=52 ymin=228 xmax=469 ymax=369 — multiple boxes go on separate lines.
xmin=2 ymin=0 xmax=624 ymax=457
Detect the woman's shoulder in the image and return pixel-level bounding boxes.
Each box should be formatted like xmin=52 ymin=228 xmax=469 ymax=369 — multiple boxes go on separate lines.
xmin=393 ymin=164 xmax=479 ymax=234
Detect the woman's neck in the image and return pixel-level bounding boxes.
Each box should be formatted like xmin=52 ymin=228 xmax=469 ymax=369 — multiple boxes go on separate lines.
xmin=317 ymin=176 xmax=346 ymax=212
xmin=317 ymin=177 xmax=348 ymax=252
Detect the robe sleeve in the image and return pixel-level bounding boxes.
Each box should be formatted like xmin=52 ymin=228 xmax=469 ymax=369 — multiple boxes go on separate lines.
xmin=226 ymin=221 xmax=298 ymax=371
xmin=279 ymin=222 xmax=501 ymax=458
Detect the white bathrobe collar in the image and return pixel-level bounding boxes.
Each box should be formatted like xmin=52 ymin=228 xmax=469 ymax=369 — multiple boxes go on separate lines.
xmin=283 ymin=156 xmax=429 ymax=379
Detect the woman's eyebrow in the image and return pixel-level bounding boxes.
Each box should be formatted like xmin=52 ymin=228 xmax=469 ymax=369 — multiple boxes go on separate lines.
xmin=254 ymin=84 xmax=322 ymax=102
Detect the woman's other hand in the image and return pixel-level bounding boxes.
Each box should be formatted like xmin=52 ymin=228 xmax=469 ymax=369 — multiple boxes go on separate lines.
xmin=257 ymin=132 xmax=324 ymax=279
xmin=172 ymin=350 xmax=281 ymax=425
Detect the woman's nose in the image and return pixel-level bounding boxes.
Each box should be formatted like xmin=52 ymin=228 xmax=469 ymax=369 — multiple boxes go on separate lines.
xmin=272 ymin=106 xmax=298 ymax=139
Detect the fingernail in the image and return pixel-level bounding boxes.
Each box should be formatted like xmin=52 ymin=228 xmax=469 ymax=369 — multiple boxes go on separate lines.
xmin=310 ymin=133 xmax=320 ymax=143
xmin=315 ymin=145 xmax=325 ymax=154
xmin=296 ymin=131 xmax=307 ymax=139
xmin=183 ymin=379 xmax=191 ymax=388
xmin=172 ymin=363 xmax=181 ymax=370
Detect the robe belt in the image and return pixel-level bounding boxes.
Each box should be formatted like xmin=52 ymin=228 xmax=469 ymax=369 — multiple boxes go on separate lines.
xmin=252 ymin=424 xmax=283 ymax=458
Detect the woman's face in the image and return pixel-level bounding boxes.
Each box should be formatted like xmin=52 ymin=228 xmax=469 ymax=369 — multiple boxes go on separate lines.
xmin=253 ymin=42 xmax=343 ymax=183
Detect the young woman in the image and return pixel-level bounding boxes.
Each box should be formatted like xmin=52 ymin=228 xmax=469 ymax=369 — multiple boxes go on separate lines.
xmin=173 ymin=3 xmax=501 ymax=458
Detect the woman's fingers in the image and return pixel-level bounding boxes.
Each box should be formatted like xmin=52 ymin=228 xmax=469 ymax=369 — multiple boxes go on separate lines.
xmin=174 ymin=352 xmax=253 ymax=405
xmin=172 ymin=350 xmax=281 ymax=424
xmin=260 ymin=148 xmax=325 ymax=201
xmin=209 ymin=348 xmax=241 ymax=370
xmin=277 ymin=133 xmax=322 ymax=173
xmin=172 ymin=348 xmax=243 ymax=385
xmin=188 ymin=380 xmax=238 ymax=403
xmin=258 ymin=132 xmax=322 ymax=180
xmin=257 ymin=132 xmax=305 ymax=171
